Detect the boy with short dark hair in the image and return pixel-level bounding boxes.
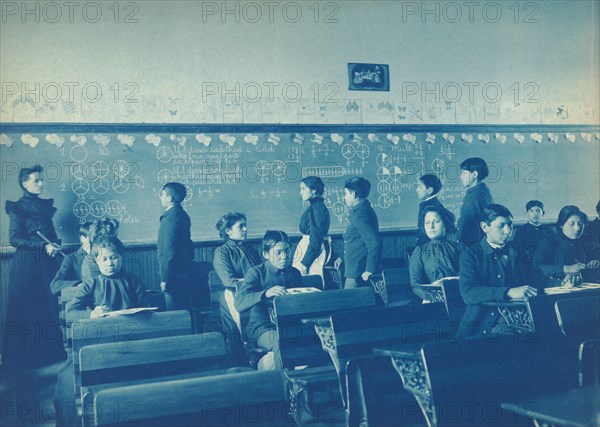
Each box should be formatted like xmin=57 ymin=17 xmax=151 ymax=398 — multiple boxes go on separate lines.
xmin=415 ymin=173 xmax=456 ymax=245
xmin=456 ymin=157 xmax=494 ymax=246
xmin=458 ymin=204 xmax=553 ymax=339
xmin=512 ymin=200 xmax=549 ymax=264
xmin=157 ymin=182 xmax=195 ymax=309
xmin=50 ymin=221 xmax=91 ymax=295
xmin=343 ymin=177 xmax=383 ymax=289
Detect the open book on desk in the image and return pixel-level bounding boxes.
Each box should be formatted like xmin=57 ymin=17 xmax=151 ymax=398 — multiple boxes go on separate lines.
xmin=286 ymin=287 xmax=322 ymax=295
xmin=96 ymin=307 xmax=159 ymax=318
xmin=544 ymin=283 xmax=600 ymax=295
xmin=431 ymin=276 xmax=460 ymax=284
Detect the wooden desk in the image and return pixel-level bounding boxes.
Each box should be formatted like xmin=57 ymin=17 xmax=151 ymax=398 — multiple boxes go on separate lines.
xmin=501 ymin=385 xmax=600 ymax=427
xmin=373 ymin=344 xmax=434 ymax=427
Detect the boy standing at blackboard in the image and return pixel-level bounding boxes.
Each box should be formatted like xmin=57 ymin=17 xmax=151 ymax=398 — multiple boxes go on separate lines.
xmin=343 ymin=177 xmax=383 ymax=289
xmin=456 ymin=157 xmax=493 ymax=247
xmin=415 ymin=173 xmax=456 ymax=246
xmin=157 ymin=182 xmax=195 ymax=309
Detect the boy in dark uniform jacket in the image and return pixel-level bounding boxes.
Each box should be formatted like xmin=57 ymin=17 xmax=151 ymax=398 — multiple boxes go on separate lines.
xmin=458 ymin=204 xmax=554 ymax=339
xmin=415 ymin=173 xmax=456 ymax=246
xmin=343 ymin=177 xmax=383 ymax=289
xmin=157 ymin=182 xmax=195 ymax=309
xmin=512 ymin=200 xmax=549 ymax=264
xmin=456 ymin=157 xmax=493 ymax=246
xmin=50 ymin=221 xmax=91 ymax=295
xmin=234 ymin=231 xmax=302 ymax=369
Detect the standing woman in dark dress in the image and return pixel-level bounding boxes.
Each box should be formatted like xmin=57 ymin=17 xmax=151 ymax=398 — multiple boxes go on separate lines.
xmin=4 ymin=166 xmax=63 ymax=379
xmin=292 ymin=176 xmax=331 ymax=279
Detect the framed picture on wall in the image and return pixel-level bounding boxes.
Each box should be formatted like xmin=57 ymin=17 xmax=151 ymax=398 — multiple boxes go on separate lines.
xmin=348 ymin=63 xmax=389 ymax=91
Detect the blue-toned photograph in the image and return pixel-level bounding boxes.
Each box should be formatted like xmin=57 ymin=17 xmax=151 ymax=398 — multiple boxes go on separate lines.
xmin=348 ymin=63 xmax=390 ymax=91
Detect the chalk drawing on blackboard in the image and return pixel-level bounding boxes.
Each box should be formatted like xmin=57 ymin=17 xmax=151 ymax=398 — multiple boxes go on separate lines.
xmin=376 ymin=153 xmax=391 ymax=168
xmin=378 ymin=181 xmax=391 ymax=195
xmin=99 ymin=146 xmax=109 ymax=155
xmin=431 ymin=159 xmax=445 ymax=175
xmin=255 ymin=161 xmax=271 ymax=181
xmin=439 ymin=145 xmax=455 ymax=160
xmin=92 ymin=161 xmax=110 ymax=178
xmin=70 ymin=144 xmax=87 ymax=162
xmin=134 ymin=176 xmax=145 ymax=189
xmin=157 ymin=169 xmax=174 ymax=185
xmin=271 ymin=160 xmax=287 ymax=177
xmin=92 ymin=179 xmax=109 ymax=194
xmin=113 ymin=160 xmax=131 ymax=178
xmin=156 ymin=146 xmax=173 ymax=163
xmin=341 ymin=144 xmax=355 ymax=164
xmin=112 ymin=179 xmax=129 ymax=194
xmin=71 ymin=178 xmax=89 ymax=196
xmin=377 ymin=167 xmax=391 ymax=182
xmin=73 ymin=201 xmax=90 ymax=219
xmin=184 ymin=186 xmax=193 ymax=202
xmin=90 ymin=201 xmax=106 ymax=218
xmin=378 ymin=194 xmax=392 ymax=209
xmin=105 ymin=200 xmax=124 ymax=217
xmin=356 ymin=145 xmax=370 ymax=166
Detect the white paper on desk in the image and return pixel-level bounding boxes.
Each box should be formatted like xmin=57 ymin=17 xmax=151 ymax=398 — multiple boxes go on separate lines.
xmin=97 ymin=307 xmax=159 ymax=317
xmin=544 ymin=283 xmax=600 ymax=295
xmin=286 ymin=287 xmax=321 ymax=295
xmin=432 ymin=276 xmax=460 ymax=284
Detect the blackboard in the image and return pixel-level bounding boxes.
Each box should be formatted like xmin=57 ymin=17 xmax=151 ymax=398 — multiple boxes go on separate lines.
xmin=1 ymin=124 xmax=598 ymax=245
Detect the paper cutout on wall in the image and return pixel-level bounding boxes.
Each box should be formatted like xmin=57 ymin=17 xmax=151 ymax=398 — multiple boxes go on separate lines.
xmin=93 ymin=134 xmax=110 ymax=147
xmin=442 ymin=133 xmax=456 ymax=144
xmin=170 ymin=134 xmax=187 ymax=146
xmin=513 ymin=133 xmax=525 ymax=144
xmin=330 ymin=133 xmax=343 ymax=145
xmin=1 ymin=134 xmax=14 ymax=147
xmin=529 ymin=133 xmax=542 ymax=143
xmin=580 ymin=133 xmax=592 ymax=142
xmin=219 ymin=134 xmax=236 ymax=146
xmin=293 ymin=133 xmax=305 ymax=144
xmin=367 ymin=133 xmax=380 ymax=143
xmin=402 ymin=133 xmax=416 ymax=144
xmin=461 ymin=133 xmax=473 ymax=144
xmin=21 ymin=134 xmax=39 ymax=148
xmin=46 ymin=134 xmax=65 ymax=148
xmin=494 ymin=133 xmax=507 ymax=144
xmin=477 ymin=134 xmax=490 ymax=144
xmin=386 ymin=133 xmax=400 ymax=145
xmin=351 ymin=133 xmax=363 ymax=144
xmin=547 ymin=133 xmax=559 ymax=143
xmin=267 ymin=133 xmax=280 ymax=145
xmin=145 ymin=134 xmax=161 ymax=147
xmin=565 ymin=133 xmax=576 ymax=143
xmin=425 ymin=133 xmax=436 ymax=144
xmin=195 ymin=134 xmax=211 ymax=147
xmin=244 ymin=134 xmax=259 ymax=145
xmin=312 ymin=133 xmax=324 ymax=144
xmin=70 ymin=135 xmax=87 ymax=145
xmin=117 ymin=134 xmax=135 ymax=147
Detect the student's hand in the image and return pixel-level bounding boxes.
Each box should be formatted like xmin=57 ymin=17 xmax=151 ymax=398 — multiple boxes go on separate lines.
xmin=586 ymin=260 xmax=600 ymax=269
xmin=45 ymin=243 xmax=61 ymax=257
xmin=361 ymin=271 xmax=372 ymax=281
xmin=507 ymin=286 xmax=538 ymax=300
xmin=160 ymin=282 xmax=167 ymax=292
xmin=562 ymin=273 xmax=583 ymax=288
xmin=90 ymin=305 xmax=110 ymax=319
xmin=265 ymin=286 xmax=287 ymax=298
xmin=564 ymin=262 xmax=586 ymax=274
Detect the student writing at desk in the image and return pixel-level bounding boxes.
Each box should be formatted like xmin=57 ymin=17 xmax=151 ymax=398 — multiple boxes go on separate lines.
xmin=234 ymin=230 xmax=302 ymax=369
xmin=458 ymin=204 xmax=553 ymax=339
xmin=533 ymin=205 xmax=600 ymax=286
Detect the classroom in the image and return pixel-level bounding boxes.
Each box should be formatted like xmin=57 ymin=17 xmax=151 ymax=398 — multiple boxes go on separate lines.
xmin=1 ymin=1 xmax=599 ymax=426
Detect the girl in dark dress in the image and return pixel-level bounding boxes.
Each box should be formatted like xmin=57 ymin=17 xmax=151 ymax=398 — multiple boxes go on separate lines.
xmin=292 ymin=176 xmax=331 ymax=279
xmin=534 ymin=205 xmax=600 ymax=285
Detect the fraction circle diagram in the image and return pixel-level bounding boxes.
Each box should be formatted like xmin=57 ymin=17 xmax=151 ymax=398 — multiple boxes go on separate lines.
xmin=157 ymin=169 xmax=174 ymax=185
xmin=156 ymin=146 xmax=173 ymax=163
xmin=377 ymin=167 xmax=391 ymax=182
xmin=331 ymin=201 xmax=347 ymax=217
xmin=91 ymin=161 xmax=110 ymax=178
xmin=73 ymin=201 xmax=90 ymax=218
xmin=271 ymin=160 xmax=286 ymax=177
xmin=255 ymin=160 xmax=270 ymax=178
xmin=376 ymin=153 xmax=391 ymax=168
xmin=70 ymin=145 xmax=87 ymax=163
xmin=389 ymin=165 xmax=403 ymax=182
xmin=92 ymin=178 xmax=109 ymax=194
xmin=377 ymin=181 xmax=391 ymax=195
xmin=378 ymin=194 xmax=392 ymax=209
xmin=341 ymin=144 xmax=355 ymax=161
xmin=71 ymin=178 xmax=89 ymax=196
xmin=71 ymin=163 xmax=87 ymax=180
xmin=105 ymin=200 xmax=124 ymax=216
xmin=356 ymin=144 xmax=370 ymax=160
xmin=390 ymin=180 xmax=402 ymax=194
xmin=89 ymin=201 xmax=106 ymax=218
xmin=113 ymin=160 xmax=131 ymax=178
xmin=112 ymin=178 xmax=130 ymax=194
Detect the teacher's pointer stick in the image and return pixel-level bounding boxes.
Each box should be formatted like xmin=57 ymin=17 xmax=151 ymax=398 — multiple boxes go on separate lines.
xmin=36 ymin=230 xmax=66 ymax=257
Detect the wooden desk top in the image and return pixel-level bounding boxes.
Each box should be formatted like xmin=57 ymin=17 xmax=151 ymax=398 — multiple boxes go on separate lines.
xmin=501 ymin=385 xmax=600 ymax=427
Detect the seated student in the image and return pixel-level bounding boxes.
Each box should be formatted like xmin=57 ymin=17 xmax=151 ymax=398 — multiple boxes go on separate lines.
xmin=584 ymin=201 xmax=600 ymax=251
xmin=50 ymin=221 xmax=91 ymax=295
xmin=415 ymin=173 xmax=456 ymax=246
xmin=234 ymin=230 xmax=302 ymax=369
xmin=67 ymin=235 xmax=146 ymax=320
xmin=456 ymin=157 xmax=493 ymax=246
xmin=343 ymin=177 xmax=383 ymax=289
xmin=533 ymin=205 xmax=600 ymax=286
xmin=56 ymin=236 xmax=146 ymax=425
xmin=81 ymin=218 xmax=120 ymax=283
xmin=213 ymin=212 xmax=262 ymax=365
xmin=512 ymin=200 xmax=549 ymax=263
xmin=458 ymin=204 xmax=553 ymax=339
xmin=410 ymin=206 xmax=464 ymax=301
